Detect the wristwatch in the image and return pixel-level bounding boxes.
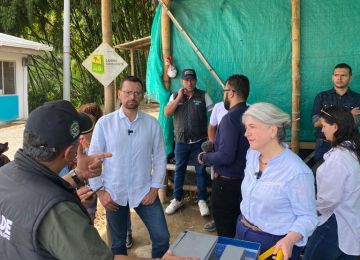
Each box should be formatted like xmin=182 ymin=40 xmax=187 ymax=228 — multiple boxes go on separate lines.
xmin=68 ymin=169 xmax=85 ymax=188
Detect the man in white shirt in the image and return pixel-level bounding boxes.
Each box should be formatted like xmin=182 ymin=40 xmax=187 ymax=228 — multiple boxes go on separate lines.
xmin=89 ymin=76 xmax=169 ymax=258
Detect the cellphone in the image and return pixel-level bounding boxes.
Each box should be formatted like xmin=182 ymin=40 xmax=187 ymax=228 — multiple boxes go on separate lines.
xmin=83 ymin=186 xmax=103 ymax=200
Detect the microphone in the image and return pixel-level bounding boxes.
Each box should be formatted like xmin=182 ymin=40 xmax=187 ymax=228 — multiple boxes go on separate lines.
xmin=201 ymin=141 xmax=214 ymax=179
xmin=201 ymin=141 xmax=214 ymax=153
xmin=255 ymin=171 xmax=262 ymax=179
xmin=128 ymin=129 xmax=134 ymax=135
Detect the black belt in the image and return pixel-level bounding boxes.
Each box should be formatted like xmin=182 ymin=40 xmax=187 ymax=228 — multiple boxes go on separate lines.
xmin=214 ymin=172 xmax=243 ymax=180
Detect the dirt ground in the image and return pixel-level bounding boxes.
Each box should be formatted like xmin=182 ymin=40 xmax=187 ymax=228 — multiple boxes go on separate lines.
xmin=0 ymin=102 xmax=215 ymax=258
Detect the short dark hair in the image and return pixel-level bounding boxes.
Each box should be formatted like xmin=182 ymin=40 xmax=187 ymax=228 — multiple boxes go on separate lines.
xmin=321 ymin=106 xmax=360 ymax=162
xmin=225 ymin=74 xmax=250 ymax=100
xmin=23 ymin=132 xmax=65 ymax=162
xmin=120 ymin=76 xmax=144 ymax=91
xmin=334 ymin=63 xmax=352 ymax=76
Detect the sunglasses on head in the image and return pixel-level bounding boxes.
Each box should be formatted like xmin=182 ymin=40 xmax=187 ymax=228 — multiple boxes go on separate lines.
xmin=320 ymin=108 xmax=334 ymax=118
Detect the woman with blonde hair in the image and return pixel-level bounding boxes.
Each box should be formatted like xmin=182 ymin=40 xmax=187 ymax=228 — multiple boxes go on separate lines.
xmin=235 ymin=102 xmax=317 ymax=260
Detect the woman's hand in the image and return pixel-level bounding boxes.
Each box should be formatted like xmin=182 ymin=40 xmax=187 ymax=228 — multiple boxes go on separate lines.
xmin=273 ymin=231 xmax=302 ymax=260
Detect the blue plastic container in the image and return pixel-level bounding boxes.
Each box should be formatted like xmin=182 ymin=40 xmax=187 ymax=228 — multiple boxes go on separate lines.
xmin=214 ymin=236 xmax=261 ymax=260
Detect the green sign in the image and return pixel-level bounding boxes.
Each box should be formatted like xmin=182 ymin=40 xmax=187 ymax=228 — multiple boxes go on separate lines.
xmin=91 ymin=54 xmax=104 ymax=74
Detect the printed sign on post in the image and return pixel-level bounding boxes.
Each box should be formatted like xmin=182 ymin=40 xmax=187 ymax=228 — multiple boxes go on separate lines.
xmin=91 ymin=54 xmax=104 ymax=74
xmin=83 ymin=42 xmax=128 ymax=87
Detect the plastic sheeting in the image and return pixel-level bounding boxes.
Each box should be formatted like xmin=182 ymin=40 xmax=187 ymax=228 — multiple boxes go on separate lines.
xmin=146 ymin=0 xmax=360 ymax=155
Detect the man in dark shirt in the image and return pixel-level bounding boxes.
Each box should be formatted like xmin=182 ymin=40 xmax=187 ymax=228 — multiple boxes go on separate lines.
xmin=198 ymin=74 xmax=250 ymax=238
xmin=164 ymin=69 xmax=213 ymax=217
xmin=312 ymin=63 xmax=360 ymax=163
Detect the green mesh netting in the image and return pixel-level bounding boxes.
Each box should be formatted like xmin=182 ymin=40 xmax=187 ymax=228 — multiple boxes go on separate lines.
xmin=146 ymin=0 xmax=360 ymax=155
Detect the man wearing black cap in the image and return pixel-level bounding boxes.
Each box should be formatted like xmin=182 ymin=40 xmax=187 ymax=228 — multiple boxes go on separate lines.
xmin=164 ymin=69 xmax=213 ymax=217
xmin=0 ymin=100 xmax=190 ymax=260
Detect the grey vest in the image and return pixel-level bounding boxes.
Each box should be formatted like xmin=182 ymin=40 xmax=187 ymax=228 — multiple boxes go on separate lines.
xmin=0 ymin=150 xmax=90 ymax=260
xmin=173 ymin=89 xmax=208 ymax=143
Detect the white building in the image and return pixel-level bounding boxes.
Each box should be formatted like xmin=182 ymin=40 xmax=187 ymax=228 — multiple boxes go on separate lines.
xmin=0 ymin=33 xmax=52 ymax=121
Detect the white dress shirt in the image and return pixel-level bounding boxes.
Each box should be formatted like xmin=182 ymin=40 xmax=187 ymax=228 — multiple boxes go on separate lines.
xmin=88 ymin=107 xmax=166 ymax=208
xmin=317 ymin=146 xmax=360 ymax=255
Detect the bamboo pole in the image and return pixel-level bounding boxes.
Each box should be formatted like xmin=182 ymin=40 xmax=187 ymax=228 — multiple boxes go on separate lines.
xmin=158 ymin=0 xmax=224 ymax=88
xmin=291 ymin=0 xmax=301 ymax=154
xmin=161 ymin=0 xmax=171 ymax=89
xmin=101 ymin=0 xmax=113 ymax=245
xmin=130 ymin=48 xmax=135 ymax=76
xmin=101 ymin=0 xmax=115 ymax=114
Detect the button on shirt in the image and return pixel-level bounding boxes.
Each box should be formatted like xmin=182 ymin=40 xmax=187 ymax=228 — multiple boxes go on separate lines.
xmin=240 ymin=146 xmax=317 ymax=246
xmin=88 ymin=107 xmax=166 ymax=208
xmin=316 ymin=146 xmax=360 ymax=255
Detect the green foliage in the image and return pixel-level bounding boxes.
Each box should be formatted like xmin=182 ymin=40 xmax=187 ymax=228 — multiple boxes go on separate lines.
xmin=0 ymin=0 xmax=155 ymax=111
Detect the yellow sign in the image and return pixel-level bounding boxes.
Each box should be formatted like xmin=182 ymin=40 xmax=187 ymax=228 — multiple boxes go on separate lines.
xmin=91 ymin=55 xmax=104 ymax=74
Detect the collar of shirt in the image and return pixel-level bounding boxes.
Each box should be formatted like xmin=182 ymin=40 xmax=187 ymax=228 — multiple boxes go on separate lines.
xmin=118 ymin=106 xmax=143 ymax=124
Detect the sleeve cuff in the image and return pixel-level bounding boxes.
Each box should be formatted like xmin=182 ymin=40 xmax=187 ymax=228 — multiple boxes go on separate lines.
xmin=151 ymin=183 xmax=166 ymax=189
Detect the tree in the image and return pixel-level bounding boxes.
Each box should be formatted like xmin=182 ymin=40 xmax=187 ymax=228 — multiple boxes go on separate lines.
xmin=0 ymin=0 xmax=156 ymax=110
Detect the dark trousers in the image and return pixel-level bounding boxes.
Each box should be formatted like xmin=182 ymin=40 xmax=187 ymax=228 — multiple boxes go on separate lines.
xmin=211 ymin=176 xmax=242 ymax=238
xmin=235 ymin=216 xmax=302 ymax=259
xmin=304 ymin=214 xmax=357 ymax=260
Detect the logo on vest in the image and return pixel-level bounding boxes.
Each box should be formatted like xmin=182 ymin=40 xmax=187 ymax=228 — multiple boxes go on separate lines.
xmin=0 ymin=214 xmax=13 ymax=240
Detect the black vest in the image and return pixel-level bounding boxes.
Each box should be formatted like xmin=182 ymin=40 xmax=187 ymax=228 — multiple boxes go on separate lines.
xmin=173 ymin=89 xmax=208 ymax=143
xmin=0 ymin=150 xmax=90 ymax=260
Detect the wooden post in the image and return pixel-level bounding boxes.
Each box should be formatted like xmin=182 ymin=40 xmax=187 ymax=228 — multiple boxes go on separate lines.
xmin=130 ymin=48 xmax=135 ymax=76
xmin=102 ymin=0 xmax=115 ymax=114
xmin=161 ymin=0 xmax=171 ymax=90
xmin=291 ymin=0 xmax=300 ymax=154
xmin=101 ymin=0 xmax=113 ymax=246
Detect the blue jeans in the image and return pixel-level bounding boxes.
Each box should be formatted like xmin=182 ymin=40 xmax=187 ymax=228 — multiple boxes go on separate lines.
xmin=235 ymin=216 xmax=302 ymax=259
xmin=173 ymin=141 xmax=207 ymax=201
xmin=304 ymin=214 xmax=357 ymax=260
xmin=106 ymin=197 xmax=169 ymax=258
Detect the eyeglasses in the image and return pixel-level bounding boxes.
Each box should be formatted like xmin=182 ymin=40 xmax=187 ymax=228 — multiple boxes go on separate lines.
xmin=222 ymin=88 xmax=235 ymax=93
xmin=121 ymin=90 xmax=142 ymax=97
xmin=320 ymin=108 xmax=334 ymax=118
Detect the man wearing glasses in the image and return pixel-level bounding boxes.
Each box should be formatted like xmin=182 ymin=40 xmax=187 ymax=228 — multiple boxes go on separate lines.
xmin=312 ymin=63 xmax=360 ymax=163
xmin=198 ymin=74 xmax=250 ymax=238
xmin=164 ymin=69 xmax=213 ymax=217
xmin=88 ymin=76 xmax=170 ymax=258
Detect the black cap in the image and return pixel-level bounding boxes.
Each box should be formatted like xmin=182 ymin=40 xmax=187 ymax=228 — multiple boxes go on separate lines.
xmin=181 ymin=69 xmax=197 ymax=80
xmin=25 ymin=100 xmax=94 ymax=151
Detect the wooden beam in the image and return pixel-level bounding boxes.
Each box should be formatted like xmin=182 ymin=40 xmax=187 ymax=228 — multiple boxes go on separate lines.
xmin=114 ymin=36 xmax=151 ymax=50
xmin=291 ymin=0 xmax=301 ymax=154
